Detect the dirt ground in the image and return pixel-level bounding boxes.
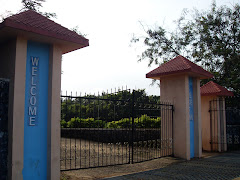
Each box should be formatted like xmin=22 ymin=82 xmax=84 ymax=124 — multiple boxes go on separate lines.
xmin=61 ymin=138 xmax=173 ymax=171
xmin=60 ymin=156 xmax=183 ymax=180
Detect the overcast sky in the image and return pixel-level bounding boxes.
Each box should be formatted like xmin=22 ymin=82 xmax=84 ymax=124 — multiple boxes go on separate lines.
xmin=1 ymin=0 xmax=239 ymax=95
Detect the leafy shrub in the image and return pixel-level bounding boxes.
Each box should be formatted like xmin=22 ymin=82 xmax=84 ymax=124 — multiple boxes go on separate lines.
xmin=106 ymin=115 xmax=161 ymax=129
xmin=60 ymin=120 xmax=67 ymax=128
xmin=135 ymin=115 xmax=161 ymax=128
xmin=65 ymin=117 xmax=106 ymax=128
xmin=107 ymin=118 xmax=131 ymax=128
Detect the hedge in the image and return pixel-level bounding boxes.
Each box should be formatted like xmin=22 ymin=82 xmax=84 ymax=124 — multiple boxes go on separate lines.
xmin=61 ymin=115 xmax=161 ymax=129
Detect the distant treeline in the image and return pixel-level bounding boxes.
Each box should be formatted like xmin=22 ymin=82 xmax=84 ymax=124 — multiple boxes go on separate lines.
xmin=61 ymin=89 xmax=161 ymax=125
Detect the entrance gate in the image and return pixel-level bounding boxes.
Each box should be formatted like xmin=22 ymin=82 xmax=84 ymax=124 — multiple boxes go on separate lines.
xmin=209 ymin=99 xmax=240 ymax=151
xmin=226 ymin=107 xmax=240 ymax=150
xmin=0 ymin=79 xmax=9 ymax=179
xmin=60 ymin=90 xmax=173 ymax=171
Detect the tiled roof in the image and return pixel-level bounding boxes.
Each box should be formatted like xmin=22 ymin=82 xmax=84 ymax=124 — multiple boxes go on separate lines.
xmin=146 ymin=55 xmax=213 ymax=79
xmin=200 ymin=81 xmax=234 ymax=96
xmin=0 ymin=10 xmax=89 ymax=51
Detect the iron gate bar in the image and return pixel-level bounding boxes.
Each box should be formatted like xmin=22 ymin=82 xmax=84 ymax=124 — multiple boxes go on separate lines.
xmin=131 ymin=90 xmax=134 ymax=164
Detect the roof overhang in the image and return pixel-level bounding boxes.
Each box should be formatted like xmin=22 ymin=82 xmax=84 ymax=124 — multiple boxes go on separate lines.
xmin=0 ymin=25 xmax=88 ymax=54
xmin=0 ymin=10 xmax=89 ymax=54
xmin=146 ymin=55 xmax=213 ymax=80
xmin=146 ymin=69 xmax=213 ymax=80
xmin=200 ymin=81 xmax=234 ymax=97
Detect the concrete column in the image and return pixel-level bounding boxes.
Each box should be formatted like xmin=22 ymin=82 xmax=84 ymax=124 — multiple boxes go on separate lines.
xmin=11 ymin=37 xmax=27 ymax=180
xmin=193 ymin=78 xmax=202 ymax=158
xmin=47 ymin=45 xmax=62 ymax=180
xmin=160 ymin=75 xmax=203 ymax=160
xmin=0 ymin=37 xmax=27 ymax=179
xmin=222 ymin=98 xmax=227 ymax=151
xmin=160 ymin=75 xmax=190 ymax=160
xmin=217 ymin=98 xmax=221 ymax=152
xmin=0 ymin=10 xmax=88 ymax=179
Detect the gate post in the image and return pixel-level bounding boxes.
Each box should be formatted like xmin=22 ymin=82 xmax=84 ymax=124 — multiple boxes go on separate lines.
xmin=146 ymin=55 xmax=212 ymax=160
xmin=0 ymin=10 xmax=88 ymax=180
xmin=200 ymin=81 xmax=234 ymax=152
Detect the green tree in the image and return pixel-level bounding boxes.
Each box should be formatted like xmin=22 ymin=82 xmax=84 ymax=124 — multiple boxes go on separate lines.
xmin=21 ymin=0 xmax=56 ymax=18
xmin=131 ymin=2 xmax=240 ymax=103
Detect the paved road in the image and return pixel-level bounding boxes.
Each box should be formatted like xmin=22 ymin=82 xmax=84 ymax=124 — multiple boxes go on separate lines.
xmin=106 ymin=151 xmax=240 ymax=180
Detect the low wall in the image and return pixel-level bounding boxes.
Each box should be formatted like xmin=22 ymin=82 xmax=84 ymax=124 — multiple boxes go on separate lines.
xmin=61 ymin=128 xmax=161 ymax=143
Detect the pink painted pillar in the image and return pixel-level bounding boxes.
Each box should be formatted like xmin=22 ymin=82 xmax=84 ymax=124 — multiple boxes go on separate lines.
xmin=146 ymin=55 xmax=212 ymax=160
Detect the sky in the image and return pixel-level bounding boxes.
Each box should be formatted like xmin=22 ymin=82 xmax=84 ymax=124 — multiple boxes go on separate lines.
xmin=1 ymin=0 xmax=239 ymax=95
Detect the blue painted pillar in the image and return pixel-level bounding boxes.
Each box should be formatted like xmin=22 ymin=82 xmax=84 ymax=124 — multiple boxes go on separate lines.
xmin=22 ymin=41 xmax=49 ymax=179
xmin=189 ymin=77 xmax=194 ymax=158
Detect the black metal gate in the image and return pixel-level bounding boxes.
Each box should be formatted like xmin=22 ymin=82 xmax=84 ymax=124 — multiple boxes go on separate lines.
xmin=226 ymin=108 xmax=240 ymax=150
xmin=209 ymin=98 xmax=240 ymax=151
xmin=60 ymin=89 xmax=173 ymax=171
xmin=209 ymin=99 xmax=225 ymax=151
xmin=0 ymin=79 xmax=9 ymax=179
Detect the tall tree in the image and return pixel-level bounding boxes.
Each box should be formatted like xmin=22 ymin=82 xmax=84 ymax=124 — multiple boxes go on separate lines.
xmin=21 ymin=0 xmax=56 ymax=18
xmin=131 ymin=2 xmax=240 ymax=101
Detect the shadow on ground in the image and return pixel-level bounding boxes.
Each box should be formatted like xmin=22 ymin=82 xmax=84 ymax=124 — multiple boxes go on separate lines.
xmin=61 ymin=151 xmax=240 ymax=180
